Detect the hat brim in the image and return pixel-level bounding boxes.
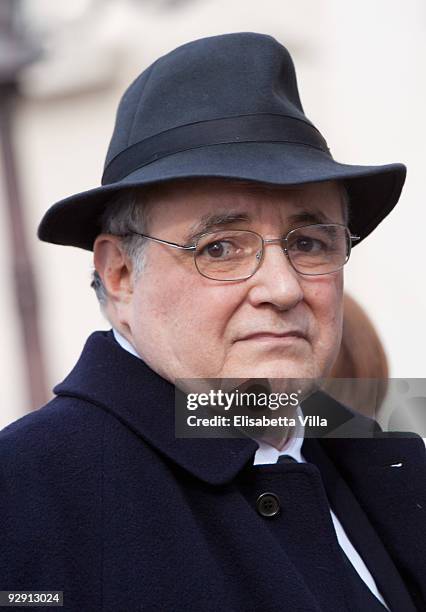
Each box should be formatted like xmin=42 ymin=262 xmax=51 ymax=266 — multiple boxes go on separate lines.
xmin=37 ymin=143 xmax=406 ymax=251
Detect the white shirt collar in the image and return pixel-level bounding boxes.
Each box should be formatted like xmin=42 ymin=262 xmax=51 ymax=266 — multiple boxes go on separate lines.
xmin=112 ymin=328 xmax=141 ymax=358
xmin=252 ymin=406 xmax=305 ymax=464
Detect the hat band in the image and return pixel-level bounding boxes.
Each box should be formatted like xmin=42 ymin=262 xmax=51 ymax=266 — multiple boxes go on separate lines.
xmin=102 ymin=114 xmax=330 ymax=185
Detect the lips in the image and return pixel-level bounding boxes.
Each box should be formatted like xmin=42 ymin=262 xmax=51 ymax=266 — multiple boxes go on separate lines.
xmin=237 ymin=330 xmax=307 ymax=342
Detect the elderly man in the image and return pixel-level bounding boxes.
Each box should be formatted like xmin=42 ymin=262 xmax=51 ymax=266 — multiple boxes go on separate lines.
xmin=1 ymin=33 xmax=425 ymax=612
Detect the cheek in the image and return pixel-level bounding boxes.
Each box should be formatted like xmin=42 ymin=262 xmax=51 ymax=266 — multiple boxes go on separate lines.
xmin=178 ymin=283 xmax=243 ymax=339
xmin=133 ymin=273 xmax=184 ymax=332
xmin=133 ymin=265 xmax=240 ymax=341
xmin=303 ymin=275 xmax=344 ymax=339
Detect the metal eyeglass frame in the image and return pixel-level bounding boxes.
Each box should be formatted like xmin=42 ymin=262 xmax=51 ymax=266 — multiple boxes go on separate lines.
xmin=118 ymin=223 xmax=361 ymax=281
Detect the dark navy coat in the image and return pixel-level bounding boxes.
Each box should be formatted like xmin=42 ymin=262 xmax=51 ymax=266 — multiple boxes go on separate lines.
xmin=1 ymin=330 xmax=425 ymax=611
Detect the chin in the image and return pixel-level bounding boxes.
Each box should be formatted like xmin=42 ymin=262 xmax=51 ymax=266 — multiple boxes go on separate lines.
xmin=225 ymin=357 xmax=319 ymax=384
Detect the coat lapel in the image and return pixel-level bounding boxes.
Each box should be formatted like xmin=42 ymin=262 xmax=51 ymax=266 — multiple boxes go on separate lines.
xmin=303 ymin=436 xmax=423 ymax=611
xmin=53 ymin=330 xmax=259 ymax=486
xmin=304 ymin=434 xmax=426 ymax=611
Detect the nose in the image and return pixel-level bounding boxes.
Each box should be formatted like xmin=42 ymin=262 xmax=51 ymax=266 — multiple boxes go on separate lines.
xmin=246 ymin=241 xmax=304 ymax=310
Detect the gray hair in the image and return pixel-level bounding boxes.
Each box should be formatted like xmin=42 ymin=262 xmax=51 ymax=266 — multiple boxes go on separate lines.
xmin=91 ymin=179 xmax=351 ymax=307
xmin=91 ymin=188 xmax=149 ymax=308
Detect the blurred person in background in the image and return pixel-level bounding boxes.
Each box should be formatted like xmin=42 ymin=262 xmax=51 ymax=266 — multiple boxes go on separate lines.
xmin=324 ymin=292 xmax=389 ymax=418
xmin=1 ymin=33 xmax=425 ymax=612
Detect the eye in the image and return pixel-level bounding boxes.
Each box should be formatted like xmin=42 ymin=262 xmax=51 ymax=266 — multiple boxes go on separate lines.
xmin=294 ymin=236 xmax=325 ymax=253
xmin=196 ymin=231 xmax=259 ymax=266
xmin=202 ymin=240 xmax=236 ymax=259
xmin=207 ymin=241 xmax=225 ymax=258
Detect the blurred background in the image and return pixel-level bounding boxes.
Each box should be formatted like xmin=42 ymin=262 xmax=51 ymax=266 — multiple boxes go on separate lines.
xmin=1 ymin=0 xmax=425 ymax=429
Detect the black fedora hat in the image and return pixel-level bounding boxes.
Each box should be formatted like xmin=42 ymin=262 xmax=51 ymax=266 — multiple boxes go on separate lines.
xmin=37 ymin=32 xmax=406 ymax=251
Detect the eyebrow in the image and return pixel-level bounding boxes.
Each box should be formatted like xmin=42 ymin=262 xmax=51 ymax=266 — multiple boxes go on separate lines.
xmin=184 ymin=211 xmax=251 ymax=244
xmin=286 ymin=209 xmax=334 ymax=225
xmin=183 ymin=208 xmax=336 ymax=244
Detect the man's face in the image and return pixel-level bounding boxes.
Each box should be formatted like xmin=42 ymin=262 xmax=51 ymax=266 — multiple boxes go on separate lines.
xmin=113 ymin=179 xmax=344 ymax=386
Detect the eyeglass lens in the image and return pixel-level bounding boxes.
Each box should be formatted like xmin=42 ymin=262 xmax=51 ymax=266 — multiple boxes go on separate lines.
xmin=194 ymin=226 xmax=350 ymax=280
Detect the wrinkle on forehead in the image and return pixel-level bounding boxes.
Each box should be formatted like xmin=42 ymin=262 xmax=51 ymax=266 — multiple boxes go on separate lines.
xmin=183 ymin=207 xmax=338 ymax=244
xmin=140 ymin=178 xmax=345 ymax=238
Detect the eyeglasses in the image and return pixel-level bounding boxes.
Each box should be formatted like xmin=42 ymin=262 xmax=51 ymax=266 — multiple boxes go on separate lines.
xmin=118 ymin=224 xmax=360 ymax=281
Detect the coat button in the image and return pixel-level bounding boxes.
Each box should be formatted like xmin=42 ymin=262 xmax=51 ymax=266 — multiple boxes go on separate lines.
xmin=256 ymin=492 xmax=280 ymax=517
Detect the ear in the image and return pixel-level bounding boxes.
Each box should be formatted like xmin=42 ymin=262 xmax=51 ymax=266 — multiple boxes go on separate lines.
xmin=93 ymin=234 xmax=134 ymax=304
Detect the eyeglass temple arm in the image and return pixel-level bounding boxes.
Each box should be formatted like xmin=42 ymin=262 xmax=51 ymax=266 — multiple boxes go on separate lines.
xmin=120 ymin=231 xmax=196 ymax=251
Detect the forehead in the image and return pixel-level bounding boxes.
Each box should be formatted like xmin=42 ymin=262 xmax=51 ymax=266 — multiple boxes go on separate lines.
xmin=142 ymin=178 xmax=344 ymax=232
